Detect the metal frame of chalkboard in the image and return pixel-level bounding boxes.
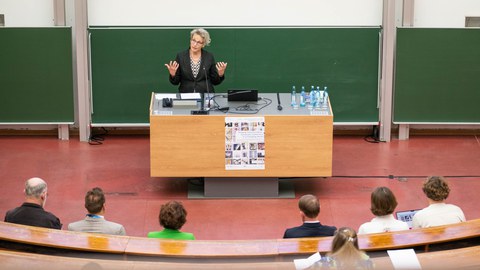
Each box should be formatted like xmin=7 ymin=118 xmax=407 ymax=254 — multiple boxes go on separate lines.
xmin=397 ymin=123 xmax=480 ymax=140
xmin=0 ymin=123 xmax=72 ymax=140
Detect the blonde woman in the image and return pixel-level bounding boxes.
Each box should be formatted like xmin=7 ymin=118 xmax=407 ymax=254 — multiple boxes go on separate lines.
xmin=311 ymin=227 xmax=373 ymax=269
xmin=165 ymin=28 xmax=227 ymax=93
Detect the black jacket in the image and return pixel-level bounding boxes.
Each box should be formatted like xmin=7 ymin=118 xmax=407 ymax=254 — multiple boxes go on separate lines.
xmin=169 ymin=49 xmax=225 ymax=93
xmin=283 ymin=222 xmax=336 ymax=238
xmin=4 ymin=202 xmax=62 ymax=229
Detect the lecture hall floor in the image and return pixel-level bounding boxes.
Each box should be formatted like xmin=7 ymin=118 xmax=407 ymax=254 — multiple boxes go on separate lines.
xmin=1 ymin=135 xmax=479 ymax=240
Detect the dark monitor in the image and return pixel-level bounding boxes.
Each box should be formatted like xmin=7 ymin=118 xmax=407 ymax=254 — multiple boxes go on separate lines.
xmin=227 ymin=89 xmax=258 ymax=102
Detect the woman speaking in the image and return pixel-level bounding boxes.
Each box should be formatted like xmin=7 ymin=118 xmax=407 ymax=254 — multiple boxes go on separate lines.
xmin=165 ymin=28 xmax=227 ymax=93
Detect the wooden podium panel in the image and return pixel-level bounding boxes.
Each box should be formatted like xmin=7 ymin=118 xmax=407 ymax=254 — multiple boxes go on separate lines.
xmin=150 ymin=110 xmax=332 ymax=178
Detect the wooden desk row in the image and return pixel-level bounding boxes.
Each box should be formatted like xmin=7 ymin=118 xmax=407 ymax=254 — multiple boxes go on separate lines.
xmin=0 ymin=249 xmax=294 ymax=270
xmin=1 ymin=219 xmax=480 ymax=261
xmin=2 ymin=245 xmax=480 ymax=270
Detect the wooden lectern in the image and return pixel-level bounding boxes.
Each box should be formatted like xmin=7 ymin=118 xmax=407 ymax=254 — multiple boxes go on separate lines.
xmin=150 ymin=93 xmax=333 ymax=198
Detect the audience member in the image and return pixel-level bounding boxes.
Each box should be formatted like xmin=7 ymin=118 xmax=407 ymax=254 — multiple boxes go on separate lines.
xmin=412 ymin=176 xmax=465 ymax=228
xmin=4 ymin=177 xmax=62 ymax=229
xmin=311 ymin=227 xmax=374 ymax=270
xmin=68 ymin=187 xmax=126 ymax=235
xmin=358 ymin=186 xmax=409 ymax=234
xmin=148 ymin=201 xmax=195 ymax=240
xmin=283 ymin=194 xmax=336 ymax=238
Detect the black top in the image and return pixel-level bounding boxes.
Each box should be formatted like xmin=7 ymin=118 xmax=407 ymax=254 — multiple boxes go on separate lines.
xmin=169 ymin=49 xmax=225 ymax=93
xmin=283 ymin=222 xmax=337 ymax=238
xmin=4 ymin=202 xmax=62 ymax=229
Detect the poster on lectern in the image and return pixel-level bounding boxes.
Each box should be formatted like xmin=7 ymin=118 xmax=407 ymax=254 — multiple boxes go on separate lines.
xmin=225 ymin=117 xmax=265 ymax=170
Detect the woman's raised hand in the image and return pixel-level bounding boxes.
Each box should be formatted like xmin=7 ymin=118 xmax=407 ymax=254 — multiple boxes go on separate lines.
xmin=165 ymin=61 xmax=179 ymax=77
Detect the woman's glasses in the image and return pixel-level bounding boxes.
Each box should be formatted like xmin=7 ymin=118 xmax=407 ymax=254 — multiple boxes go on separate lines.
xmin=191 ymin=39 xmax=204 ymax=45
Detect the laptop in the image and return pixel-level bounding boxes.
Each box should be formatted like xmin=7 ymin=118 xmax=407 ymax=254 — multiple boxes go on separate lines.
xmin=396 ymin=209 xmax=421 ymax=229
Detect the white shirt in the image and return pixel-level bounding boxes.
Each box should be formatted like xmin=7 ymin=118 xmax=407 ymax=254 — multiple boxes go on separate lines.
xmin=358 ymin=214 xmax=409 ymax=234
xmin=412 ymin=203 xmax=465 ymax=229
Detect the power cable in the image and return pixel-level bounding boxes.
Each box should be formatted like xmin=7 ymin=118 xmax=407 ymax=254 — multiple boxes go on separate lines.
xmin=88 ymin=127 xmax=108 ymax=145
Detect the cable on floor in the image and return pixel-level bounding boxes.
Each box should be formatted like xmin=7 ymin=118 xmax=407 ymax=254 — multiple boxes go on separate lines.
xmin=88 ymin=127 xmax=108 ymax=145
xmin=364 ymin=125 xmax=383 ymax=143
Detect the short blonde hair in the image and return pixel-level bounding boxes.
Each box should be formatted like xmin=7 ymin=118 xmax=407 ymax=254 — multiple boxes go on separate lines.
xmin=190 ymin=28 xmax=211 ymax=46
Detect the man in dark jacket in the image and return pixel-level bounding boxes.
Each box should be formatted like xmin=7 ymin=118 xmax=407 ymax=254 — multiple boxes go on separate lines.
xmin=283 ymin=194 xmax=336 ymax=238
xmin=4 ymin=177 xmax=62 ymax=229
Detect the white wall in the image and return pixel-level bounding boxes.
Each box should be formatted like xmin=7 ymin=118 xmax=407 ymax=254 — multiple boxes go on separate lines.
xmin=87 ymin=0 xmax=383 ymax=26
xmin=0 ymin=0 xmax=54 ymax=26
xmin=414 ymin=0 xmax=480 ymax=27
xmin=2 ymin=1 xmax=480 ymax=28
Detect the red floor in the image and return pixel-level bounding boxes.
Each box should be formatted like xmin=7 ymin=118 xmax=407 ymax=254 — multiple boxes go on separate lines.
xmin=1 ymin=135 xmax=479 ymax=240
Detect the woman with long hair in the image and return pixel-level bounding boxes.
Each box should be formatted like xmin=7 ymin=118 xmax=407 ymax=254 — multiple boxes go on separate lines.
xmin=312 ymin=227 xmax=374 ymax=269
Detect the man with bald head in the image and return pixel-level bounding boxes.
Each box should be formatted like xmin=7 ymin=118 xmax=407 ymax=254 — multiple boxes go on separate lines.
xmin=283 ymin=194 xmax=336 ymax=238
xmin=4 ymin=177 xmax=62 ymax=229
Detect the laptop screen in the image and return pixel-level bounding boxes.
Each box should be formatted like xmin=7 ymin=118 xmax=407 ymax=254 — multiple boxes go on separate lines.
xmin=395 ymin=209 xmax=421 ymax=229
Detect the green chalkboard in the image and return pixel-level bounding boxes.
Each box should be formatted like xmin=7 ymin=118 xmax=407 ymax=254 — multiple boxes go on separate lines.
xmin=89 ymin=27 xmax=380 ymax=124
xmin=394 ymin=28 xmax=480 ymax=123
xmin=0 ymin=28 xmax=74 ymax=123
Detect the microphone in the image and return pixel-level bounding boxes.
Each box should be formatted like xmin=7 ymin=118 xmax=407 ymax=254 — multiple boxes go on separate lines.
xmin=277 ymin=92 xmax=283 ymax=111
xmin=190 ymin=67 xmax=211 ymax=115
xmin=204 ymin=67 xmax=211 ymax=109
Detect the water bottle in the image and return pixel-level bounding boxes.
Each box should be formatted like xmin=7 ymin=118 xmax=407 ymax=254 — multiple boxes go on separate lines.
xmin=299 ymin=86 xmax=306 ymax=107
xmin=309 ymin=86 xmax=316 ymax=109
xmin=315 ymin=86 xmax=321 ymax=109
xmin=323 ymin=86 xmax=329 ymax=108
xmin=291 ymin=86 xmax=297 ymax=107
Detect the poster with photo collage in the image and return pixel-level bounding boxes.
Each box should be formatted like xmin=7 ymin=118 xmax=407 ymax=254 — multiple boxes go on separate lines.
xmin=225 ymin=117 xmax=265 ymax=170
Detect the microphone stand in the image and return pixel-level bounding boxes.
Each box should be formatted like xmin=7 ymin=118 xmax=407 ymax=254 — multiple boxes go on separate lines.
xmin=204 ymin=67 xmax=212 ymax=110
xmin=277 ymin=92 xmax=283 ymax=110
xmin=191 ymin=67 xmax=210 ymax=115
